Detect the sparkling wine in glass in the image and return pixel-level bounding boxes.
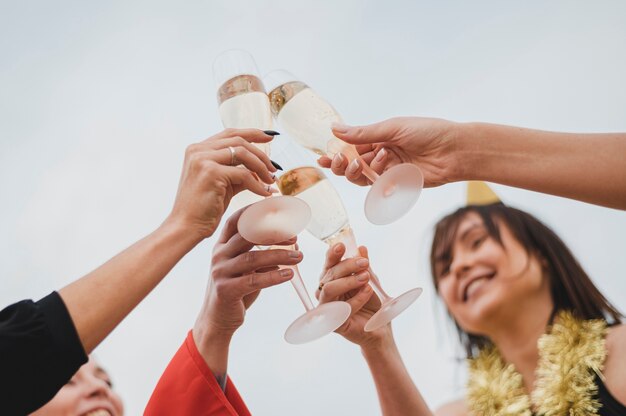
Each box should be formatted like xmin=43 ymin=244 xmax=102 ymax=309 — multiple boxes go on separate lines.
xmin=271 ymin=137 xmax=352 ymax=344
xmin=277 ymin=166 xmax=422 ymax=332
xmin=214 ymin=51 xmax=310 ymax=245
xmin=215 ymin=51 xmax=349 ymax=342
xmin=265 ymin=70 xmax=424 ymax=225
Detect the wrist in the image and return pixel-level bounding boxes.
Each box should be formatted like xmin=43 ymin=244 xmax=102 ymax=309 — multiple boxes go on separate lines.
xmin=193 ymin=321 xmax=235 ymax=350
xmin=192 ymin=322 xmax=233 ymax=374
xmin=449 ymin=121 xmax=485 ymax=182
xmin=360 ymin=328 xmax=397 ymax=358
xmin=159 ymin=215 xmax=206 ymax=247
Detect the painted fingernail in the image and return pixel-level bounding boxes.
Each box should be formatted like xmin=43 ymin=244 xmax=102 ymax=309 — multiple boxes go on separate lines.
xmin=271 ymin=160 xmax=283 ymax=170
xmin=280 ymin=269 xmax=293 ymax=277
xmin=263 ymin=130 xmax=280 ymax=136
xmin=332 ymin=153 xmax=344 ymax=165
xmin=289 ymin=250 xmax=302 ymax=258
xmin=356 ymin=258 xmax=369 ymax=267
xmin=331 ymin=122 xmax=350 ymax=134
xmin=374 ymin=148 xmax=387 ymax=163
xmin=347 ymin=159 xmax=360 ymax=173
xmin=267 ymin=185 xmax=279 ymax=193
xmin=357 ymin=272 xmax=370 ymax=282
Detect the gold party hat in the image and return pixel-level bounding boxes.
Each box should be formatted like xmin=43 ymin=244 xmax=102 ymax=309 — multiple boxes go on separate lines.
xmin=466 ymin=181 xmax=501 ymax=205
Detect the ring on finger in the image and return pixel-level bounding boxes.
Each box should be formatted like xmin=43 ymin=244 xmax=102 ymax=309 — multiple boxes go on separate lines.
xmin=228 ymin=146 xmax=237 ymax=166
xmin=318 ymin=281 xmax=325 ymax=292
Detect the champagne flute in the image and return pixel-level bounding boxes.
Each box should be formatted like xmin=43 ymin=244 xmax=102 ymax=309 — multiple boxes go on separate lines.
xmin=214 ymin=50 xmax=310 ymax=245
xmin=265 ymin=70 xmax=424 ymax=225
xmin=271 ymin=136 xmax=352 ymax=344
xmin=277 ymin=165 xmax=422 ymax=332
xmin=215 ymin=51 xmax=350 ymax=342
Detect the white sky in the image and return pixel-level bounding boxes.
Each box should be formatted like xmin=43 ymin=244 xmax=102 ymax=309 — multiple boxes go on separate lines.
xmin=1 ymin=1 xmax=625 ymax=415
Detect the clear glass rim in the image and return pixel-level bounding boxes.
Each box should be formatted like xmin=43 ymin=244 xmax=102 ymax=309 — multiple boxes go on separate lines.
xmin=213 ymin=49 xmax=260 ymax=88
xmin=263 ymin=69 xmax=299 ymax=93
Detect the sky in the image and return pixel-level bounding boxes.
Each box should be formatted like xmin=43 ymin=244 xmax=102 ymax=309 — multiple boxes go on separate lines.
xmin=1 ymin=1 xmax=625 ymax=414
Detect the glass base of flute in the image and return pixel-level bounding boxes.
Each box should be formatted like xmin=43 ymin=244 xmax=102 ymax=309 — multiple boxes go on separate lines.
xmin=325 ymin=225 xmax=422 ymax=332
xmin=364 ymin=162 xmax=424 ymax=225
xmin=330 ymin=144 xmax=424 ymax=226
xmin=237 ymin=196 xmax=312 ymax=245
xmin=283 ymin=255 xmax=352 ymax=344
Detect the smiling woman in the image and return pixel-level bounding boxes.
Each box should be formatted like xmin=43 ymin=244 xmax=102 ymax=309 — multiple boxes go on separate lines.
xmin=312 ymin=184 xmax=626 ymax=416
xmin=430 ymin=203 xmax=623 ymax=358
xmin=427 ymin=202 xmax=626 ymax=415
xmin=30 ymin=357 xmax=123 ymax=416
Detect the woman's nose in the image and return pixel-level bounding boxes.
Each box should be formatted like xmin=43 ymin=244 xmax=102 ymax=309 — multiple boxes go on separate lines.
xmin=450 ymin=251 xmax=475 ymax=279
xmin=84 ymin=377 xmax=112 ymax=399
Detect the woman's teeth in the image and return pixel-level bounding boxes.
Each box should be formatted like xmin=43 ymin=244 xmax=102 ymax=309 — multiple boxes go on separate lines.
xmin=465 ymin=277 xmax=490 ymax=301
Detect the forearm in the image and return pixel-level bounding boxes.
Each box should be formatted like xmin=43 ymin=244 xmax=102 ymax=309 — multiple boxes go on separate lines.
xmin=59 ymin=218 xmax=202 ymax=353
xmin=192 ymin=324 xmax=233 ymax=390
xmin=361 ymin=337 xmax=432 ymax=416
xmin=455 ymin=123 xmax=626 ymax=209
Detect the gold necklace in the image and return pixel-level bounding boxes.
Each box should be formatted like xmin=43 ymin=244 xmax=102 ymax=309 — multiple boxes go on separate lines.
xmin=466 ymin=310 xmax=607 ymax=416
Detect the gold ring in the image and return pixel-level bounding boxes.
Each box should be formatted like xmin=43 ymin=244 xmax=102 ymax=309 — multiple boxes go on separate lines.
xmin=318 ymin=282 xmax=325 ymax=291
xmin=228 ymin=146 xmax=237 ymax=166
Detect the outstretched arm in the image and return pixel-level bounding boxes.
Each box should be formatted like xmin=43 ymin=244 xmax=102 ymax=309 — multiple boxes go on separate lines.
xmin=360 ymin=334 xmax=433 ymax=416
xmin=456 ymin=122 xmax=626 ymax=210
xmin=321 ymin=118 xmax=626 ymax=210
xmin=60 ymin=128 xmax=278 ymax=353
xmin=316 ymin=244 xmax=432 ymax=415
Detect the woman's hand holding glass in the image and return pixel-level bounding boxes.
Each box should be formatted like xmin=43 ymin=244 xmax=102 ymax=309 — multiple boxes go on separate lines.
xmin=166 ymin=128 xmax=278 ymax=240
xmin=318 ymin=117 xmax=458 ymax=189
xmin=316 ymin=244 xmax=393 ymax=349
xmin=191 ymin=208 xmax=301 ymax=388
xmin=193 ymin=209 xmax=302 ymax=339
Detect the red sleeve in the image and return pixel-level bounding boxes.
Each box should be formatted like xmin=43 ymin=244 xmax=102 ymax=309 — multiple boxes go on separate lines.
xmin=144 ymin=330 xmax=251 ymax=416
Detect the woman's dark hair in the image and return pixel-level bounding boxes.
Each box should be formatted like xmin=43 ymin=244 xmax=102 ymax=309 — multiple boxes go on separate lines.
xmin=430 ymin=203 xmax=623 ymax=358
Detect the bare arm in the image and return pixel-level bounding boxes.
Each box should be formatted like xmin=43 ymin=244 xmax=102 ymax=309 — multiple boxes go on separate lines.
xmin=361 ymin=335 xmax=433 ymax=416
xmin=58 ymin=220 xmax=201 ymax=353
xmin=323 ymin=118 xmax=626 ymax=210
xmin=59 ymin=128 xmax=278 ymax=353
xmin=316 ymin=244 xmax=432 ymax=416
xmin=456 ymin=123 xmax=626 ymax=210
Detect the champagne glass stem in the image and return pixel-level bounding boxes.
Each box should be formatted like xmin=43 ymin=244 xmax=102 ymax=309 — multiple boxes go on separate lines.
xmin=359 ymin=162 xmax=380 ymax=183
xmin=289 ymin=265 xmax=315 ymax=311
xmin=326 ymin=226 xmax=392 ymax=302
xmin=270 ymin=244 xmax=314 ymax=311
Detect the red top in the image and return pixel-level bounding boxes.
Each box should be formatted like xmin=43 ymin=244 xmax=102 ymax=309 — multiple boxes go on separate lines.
xmin=145 ymin=331 xmax=251 ymax=416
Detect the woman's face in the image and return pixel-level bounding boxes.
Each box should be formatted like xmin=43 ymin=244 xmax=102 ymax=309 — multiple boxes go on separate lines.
xmin=31 ymin=357 xmax=123 ymax=416
xmin=436 ymin=212 xmax=549 ymax=334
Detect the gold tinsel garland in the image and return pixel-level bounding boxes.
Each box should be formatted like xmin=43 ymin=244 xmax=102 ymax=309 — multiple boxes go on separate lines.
xmin=466 ymin=310 xmax=607 ymax=416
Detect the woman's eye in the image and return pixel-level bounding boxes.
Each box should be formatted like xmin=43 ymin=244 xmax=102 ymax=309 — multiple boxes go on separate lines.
xmin=98 ymin=377 xmax=113 ymax=388
xmin=471 ymin=236 xmax=485 ymax=248
xmin=440 ymin=264 xmax=451 ymax=277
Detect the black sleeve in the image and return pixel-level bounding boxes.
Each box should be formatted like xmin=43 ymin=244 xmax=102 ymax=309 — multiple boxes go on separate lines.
xmin=0 ymin=291 xmax=88 ymax=416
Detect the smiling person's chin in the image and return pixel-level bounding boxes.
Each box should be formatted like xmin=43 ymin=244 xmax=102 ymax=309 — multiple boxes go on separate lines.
xmin=461 ymin=291 xmax=509 ymax=332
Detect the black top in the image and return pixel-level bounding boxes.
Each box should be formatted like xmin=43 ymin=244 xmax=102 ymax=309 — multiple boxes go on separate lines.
xmin=0 ymin=292 xmax=87 ymax=416
xmin=597 ymin=373 xmax=626 ymax=416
